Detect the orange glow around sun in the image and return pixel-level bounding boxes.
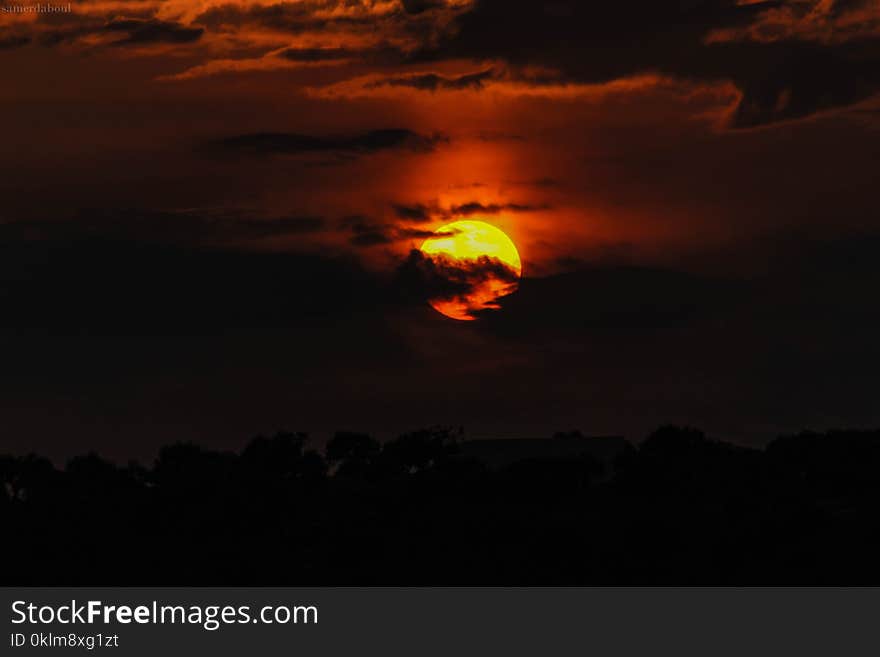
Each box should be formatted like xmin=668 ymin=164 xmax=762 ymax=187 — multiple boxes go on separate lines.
xmin=420 ymin=220 xmax=523 ymax=321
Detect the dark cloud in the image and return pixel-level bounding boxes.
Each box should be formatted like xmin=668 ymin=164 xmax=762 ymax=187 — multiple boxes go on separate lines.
xmin=193 ymin=0 xmax=458 ymax=43
xmin=724 ymin=38 xmax=880 ymax=128
xmin=103 ymin=18 xmax=204 ymax=46
xmin=420 ymin=1 xmax=769 ymax=76
xmin=38 ymin=17 xmax=204 ymax=48
xmin=479 ymin=265 xmax=745 ymax=335
xmin=38 ymin=22 xmax=103 ymax=47
xmin=277 ymin=46 xmax=353 ymax=62
xmin=351 ymin=228 xmax=394 ymax=247
xmin=394 ymin=248 xmax=519 ymax=304
xmin=401 ymin=0 xmax=445 ymax=15
xmin=449 ymin=201 xmax=546 ymax=216
xmin=340 ymin=216 xmax=394 ymax=247
xmin=195 ymin=0 xmax=370 ymax=33
xmin=392 ymin=203 xmax=433 ymax=222
xmin=342 ymin=215 xmax=464 ymax=246
xmin=395 ymin=226 xmax=452 ymax=240
xmin=0 ymin=209 xmax=326 ymax=247
xmin=366 ymin=68 xmax=497 ymax=91
xmin=421 ymin=0 xmax=880 ymax=127
xmin=207 ymin=129 xmax=447 ymax=158
xmin=0 ymin=35 xmax=30 ymax=50
xmin=391 ymin=200 xmax=546 ymax=222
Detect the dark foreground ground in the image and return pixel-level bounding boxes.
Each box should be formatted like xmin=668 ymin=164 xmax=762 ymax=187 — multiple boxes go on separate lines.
xmin=3 ymin=426 xmax=880 ymax=584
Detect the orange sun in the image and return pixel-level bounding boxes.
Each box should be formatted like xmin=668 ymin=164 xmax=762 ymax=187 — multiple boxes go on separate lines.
xmin=419 ymin=220 xmax=522 ymax=321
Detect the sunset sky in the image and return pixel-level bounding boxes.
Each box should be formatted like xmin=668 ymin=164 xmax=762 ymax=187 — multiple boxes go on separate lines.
xmin=3 ymin=0 xmax=880 ymax=459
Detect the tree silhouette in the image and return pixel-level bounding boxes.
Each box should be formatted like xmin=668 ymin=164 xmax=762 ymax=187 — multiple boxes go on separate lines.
xmin=2 ymin=425 xmax=880 ymax=584
xmin=326 ymin=431 xmax=380 ymax=479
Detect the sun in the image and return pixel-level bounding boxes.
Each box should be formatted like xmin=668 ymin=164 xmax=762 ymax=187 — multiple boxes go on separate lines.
xmin=419 ymin=220 xmax=522 ymax=321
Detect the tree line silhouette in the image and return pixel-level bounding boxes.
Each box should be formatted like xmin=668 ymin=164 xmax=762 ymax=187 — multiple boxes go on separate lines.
xmin=2 ymin=426 xmax=880 ymax=584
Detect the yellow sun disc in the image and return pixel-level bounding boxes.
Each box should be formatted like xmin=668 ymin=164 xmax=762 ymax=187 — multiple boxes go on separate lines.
xmin=419 ymin=220 xmax=522 ymax=321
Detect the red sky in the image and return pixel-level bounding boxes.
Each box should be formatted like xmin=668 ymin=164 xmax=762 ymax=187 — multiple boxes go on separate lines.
xmin=3 ymin=0 xmax=880 ymax=456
